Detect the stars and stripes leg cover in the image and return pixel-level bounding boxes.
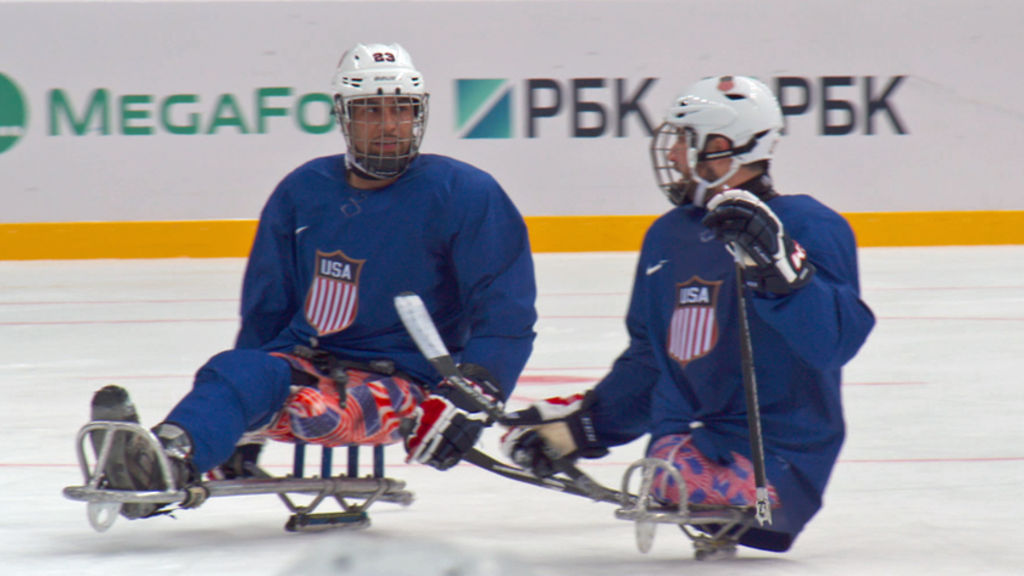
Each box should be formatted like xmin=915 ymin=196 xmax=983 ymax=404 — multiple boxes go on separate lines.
xmin=648 ymin=434 xmax=780 ymax=509
xmin=261 ymin=355 xmax=425 ymax=447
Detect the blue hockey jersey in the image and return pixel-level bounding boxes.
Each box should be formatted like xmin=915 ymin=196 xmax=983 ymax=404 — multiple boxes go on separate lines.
xmin=234 ymin=153 xmax=537 ymax=396
xmin=590 ymin=193 xmax=875 ymax=550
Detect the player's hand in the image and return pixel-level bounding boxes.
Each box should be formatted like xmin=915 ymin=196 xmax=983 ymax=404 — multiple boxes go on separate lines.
xmin=702 ymin=189 xmax=815 ymax=295
xmin=499 ymin=392 xmax=608 ymax=478
xmin=435 ymin=363 xmax=504 ymax=414
xmin=404 ymin=364 xmax=503 ymax=471
xmin=404 ymin=396 xmax=485 ymax=470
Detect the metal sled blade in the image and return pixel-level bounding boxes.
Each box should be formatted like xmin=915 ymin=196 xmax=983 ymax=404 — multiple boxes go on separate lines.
xmin=285 ymin=510 xmax=370 ymax=532
xmin=86 ymin=501 xmax=121 ymax=532
xmin=614 ymin=457 xmax=754 ymax=560
xmin=635 ymin=518 xmax=657 ymax=553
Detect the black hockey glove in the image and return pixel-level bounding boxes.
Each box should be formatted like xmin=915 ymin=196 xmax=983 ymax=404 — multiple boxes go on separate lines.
xmin=436 ymin=363 xmax=504 ymax=414
xmin=499 ymin=391 xmax=608 ymax=478
xmin=403 ymin=364 xmax=500 ymax=471
xmin=702 ymin=189 xmax=815 ymax=295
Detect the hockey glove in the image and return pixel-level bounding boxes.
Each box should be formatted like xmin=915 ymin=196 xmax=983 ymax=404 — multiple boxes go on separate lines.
xmin=435 ymin=363 xmax=504 ymax=414
xmin=702 ymin=189 xmax=815 ymax=295
xmin=404 ymin=396 xmax=485 ymax=471
xmin=499 ymin=392 xmax=608 ymax=478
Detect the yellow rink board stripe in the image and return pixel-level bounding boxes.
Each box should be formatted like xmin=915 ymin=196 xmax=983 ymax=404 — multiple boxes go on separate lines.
xmin=1 ymin=211 xmax=1022 ymax=260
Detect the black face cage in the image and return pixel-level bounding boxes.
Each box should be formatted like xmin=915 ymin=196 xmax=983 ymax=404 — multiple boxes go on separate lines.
xmin=334 ymin=94 xmax=430 ymax=180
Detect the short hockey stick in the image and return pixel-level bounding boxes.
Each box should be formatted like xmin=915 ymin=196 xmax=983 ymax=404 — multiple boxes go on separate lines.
xmin=733 ymin=263 xmax=772 ymax=526
xmin=463 ymin=448 xmax=631 ymax=505
xmin=393 ymin=291 xmax=634 ymax=505
xmin=394 ymin=291 xmax=508 ymax=423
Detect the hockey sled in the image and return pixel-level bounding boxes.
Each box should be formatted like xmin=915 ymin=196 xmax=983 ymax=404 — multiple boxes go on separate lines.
xmin=614 ymin=458 xmax=757 ymax=561
xmin=63 ymin=421 xmax=413 ymax=533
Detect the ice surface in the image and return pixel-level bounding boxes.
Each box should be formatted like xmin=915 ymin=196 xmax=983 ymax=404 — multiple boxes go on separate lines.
xmin=2 ymin=247 xmax=1023 ymax=575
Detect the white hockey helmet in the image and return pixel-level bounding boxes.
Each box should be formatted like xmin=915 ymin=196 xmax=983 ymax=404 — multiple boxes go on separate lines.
xmin=331 ymin=43 xmax=429 ymax=180
xmin=650 ymin=75 xmax=783 ymax=206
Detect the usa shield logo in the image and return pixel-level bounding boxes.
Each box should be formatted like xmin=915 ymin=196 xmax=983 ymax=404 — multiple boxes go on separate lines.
xmin=667 ymin=277 xmax=722 ymax=366
xmin=304 ymin=250 xmax=365 ymax=336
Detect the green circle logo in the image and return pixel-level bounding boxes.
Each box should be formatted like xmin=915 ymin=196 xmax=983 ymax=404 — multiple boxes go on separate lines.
xmin=0 ymin=73 xmax=28 ymax=155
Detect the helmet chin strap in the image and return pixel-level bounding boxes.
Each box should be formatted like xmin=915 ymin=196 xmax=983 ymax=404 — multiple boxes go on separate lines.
xmin=689 ymin=159 xmax=739 ymax=208
xmin=690 ymin=181 xmax=711 ymax=208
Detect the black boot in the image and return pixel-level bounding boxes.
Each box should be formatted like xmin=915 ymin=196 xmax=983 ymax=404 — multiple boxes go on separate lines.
xmin=208 ymin=441 xmax=264 ymax=480
xmin=89 ymin=386 xmax=195 ymax=519
xmin=89 ymin=385 xmax=140 ymax=500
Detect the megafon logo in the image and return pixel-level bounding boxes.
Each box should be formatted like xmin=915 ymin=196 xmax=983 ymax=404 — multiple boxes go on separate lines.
xmin=456 ymin=77 xmax=658 ymax=139
xmin=456 ymin=79 xmax=512 ymax=139
xmin=0 ymin=73 xmax=28 ymax=155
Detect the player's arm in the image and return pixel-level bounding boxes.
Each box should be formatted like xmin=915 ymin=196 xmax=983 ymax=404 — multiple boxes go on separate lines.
xmin=702 ymin=191 xmax=874 ymax=369
xmin=446 ymin=176 xmax=538 ymax=397
xmin=236 ymin=188 xmax=301 ymax=349
xmin=501 ymin=258 xmax=661 ymax=477
xmin=400 ymin=181 xmax=535 ymax=471
xmin=747 ymin=216 xmax=875 ymax=370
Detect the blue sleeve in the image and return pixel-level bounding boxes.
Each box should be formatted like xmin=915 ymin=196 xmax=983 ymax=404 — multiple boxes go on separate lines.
xmin=447 ymin=176 xmax=537 ymax=397
xmin=750 ymin=205 xmax=875 ymax=370
xmin=235 ymin=187 xmax=300 ymax=350
xmin=590 ymin=252 xmax=660 ymax=447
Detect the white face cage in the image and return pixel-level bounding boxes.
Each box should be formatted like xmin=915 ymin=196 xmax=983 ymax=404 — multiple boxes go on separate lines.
xmin=334 ymin=94 xmax=430 ymax=180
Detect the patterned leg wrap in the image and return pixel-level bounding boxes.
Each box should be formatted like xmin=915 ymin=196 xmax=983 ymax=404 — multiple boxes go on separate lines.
xmin=263 ymin=354 xmax=425 ymax=447
xmin=648 ymin=434 xmax=780 ymax=508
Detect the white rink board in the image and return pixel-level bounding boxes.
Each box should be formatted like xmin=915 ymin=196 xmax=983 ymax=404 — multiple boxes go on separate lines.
xmin=1 ymin=0 xmax=1022 ymax=223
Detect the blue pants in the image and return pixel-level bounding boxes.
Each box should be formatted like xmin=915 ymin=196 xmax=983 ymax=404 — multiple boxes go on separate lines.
xmin=165 ymin=349 xmax=292 ymax=472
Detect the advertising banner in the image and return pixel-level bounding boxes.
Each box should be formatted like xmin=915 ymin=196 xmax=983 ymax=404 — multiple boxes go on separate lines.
xmin=1 ymin=1 xmax=1022 ymax=253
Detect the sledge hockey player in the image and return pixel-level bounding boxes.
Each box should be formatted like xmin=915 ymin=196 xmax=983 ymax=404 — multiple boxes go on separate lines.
xmin=501 ymin=75 xmax=875 ymax=552
xmin=89 ymin=42 xmax=537 ymax=520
